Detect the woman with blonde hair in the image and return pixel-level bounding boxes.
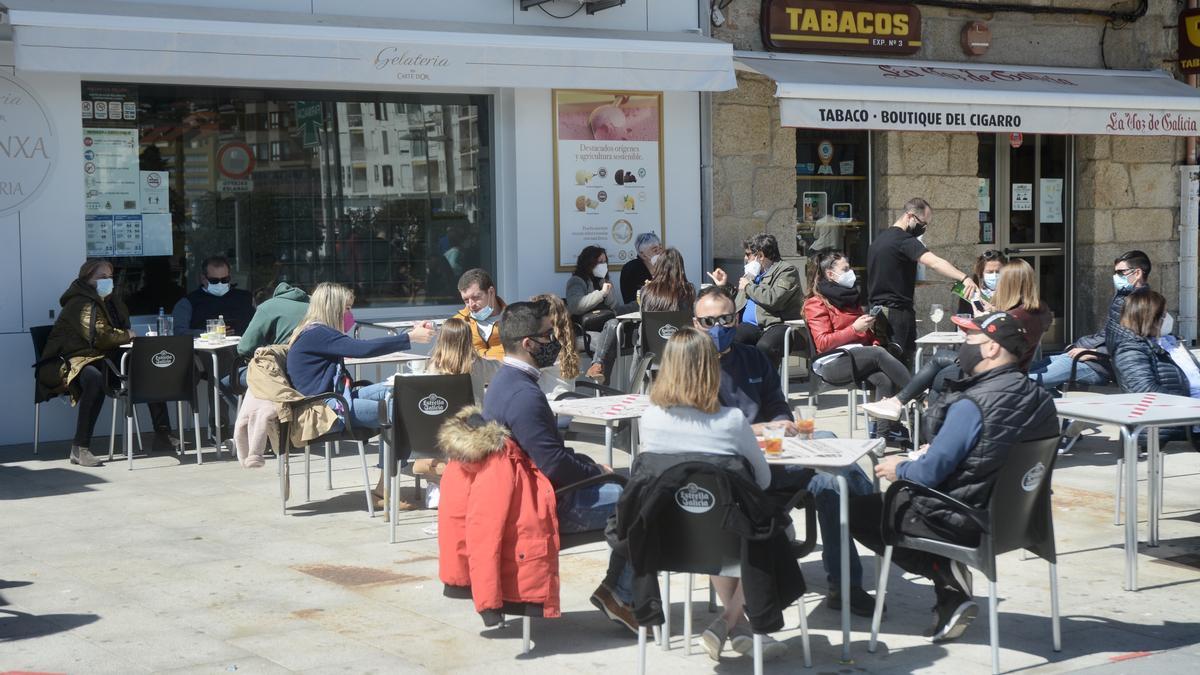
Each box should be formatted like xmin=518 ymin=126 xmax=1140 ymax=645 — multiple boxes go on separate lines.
xmin=427 ymin=317 xmax=500 ymax=404
xmin=638 ymin=327 xmax=785 ymax=661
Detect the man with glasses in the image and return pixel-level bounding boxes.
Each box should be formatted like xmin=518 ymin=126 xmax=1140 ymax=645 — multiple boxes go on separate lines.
xmin=867 ymin=198 xmax=979 ymax=365
xmin=693 ymin=286 xmax=878 ymax=616
xmin=1028 ymin=249 xmax=1152 ymax=392
xmin=481 ymin=300 xmax=636 ymax=633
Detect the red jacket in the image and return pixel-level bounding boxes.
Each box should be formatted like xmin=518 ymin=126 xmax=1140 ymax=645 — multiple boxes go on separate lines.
xmin=802 ymin=294 xmax=879 ymax=355
xmin=437 ymin=407 xmax=561 ymax=618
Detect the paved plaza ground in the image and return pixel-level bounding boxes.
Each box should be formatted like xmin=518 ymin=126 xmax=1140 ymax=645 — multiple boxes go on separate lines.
xmin=3 ymin=393 xmax=1200 ymax=674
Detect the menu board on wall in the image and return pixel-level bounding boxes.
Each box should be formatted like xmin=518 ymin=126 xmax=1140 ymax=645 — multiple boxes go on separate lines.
xmin=553 ymin=90 xmax=664 ymax=271
xmin=83 ymin=127 xmax=139 ymax=214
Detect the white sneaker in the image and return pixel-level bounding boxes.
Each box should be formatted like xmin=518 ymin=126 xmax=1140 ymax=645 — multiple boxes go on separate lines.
xmin=728 ymin=624 xmax=787 ymax=661
xmin=425 ymin=484 xmax=440 ymax=510
xmin=862 ymin=398 xmax=904 ymax=421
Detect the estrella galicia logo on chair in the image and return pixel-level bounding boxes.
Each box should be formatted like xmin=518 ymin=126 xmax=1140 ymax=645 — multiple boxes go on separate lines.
xmin=657 ymin=324 xmax=679 ymax=340
xmin=675 ymin=483 xmax=715 ymax=514
xmin=151 ymin=350 xmax=175 ymax=368
xmin=1021 ymin=462 xmax=1045 ymax=492
xmin=418 ymin=394 xmax=449 ymax=416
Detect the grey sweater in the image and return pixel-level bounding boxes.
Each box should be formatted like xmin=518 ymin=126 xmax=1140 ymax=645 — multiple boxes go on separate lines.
xmin=638 ymin=405 xmax=771 ymax=489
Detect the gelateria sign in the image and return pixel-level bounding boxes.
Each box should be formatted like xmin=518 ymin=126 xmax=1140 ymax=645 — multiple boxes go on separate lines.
xmin=762 ymin=0 xmax=921 ymax=55
xmin=0 ymin=73 xmax=56 ymax=217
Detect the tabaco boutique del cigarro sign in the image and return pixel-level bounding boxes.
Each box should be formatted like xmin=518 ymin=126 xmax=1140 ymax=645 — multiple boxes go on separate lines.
xmin=762 ymin=0 xmax=921 ymax=55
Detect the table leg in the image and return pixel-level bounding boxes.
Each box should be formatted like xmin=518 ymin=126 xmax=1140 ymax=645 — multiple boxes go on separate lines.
xmin=1122 ymin=426 xmax=1139 ymax=591
xmin=614 ymin=319 xmax=630 ymax=392
xmin=605 ymin=424 xmax=614 ymax=467
xmin=210 ymin=351 xmax=221 ymax=461
xmin=837 ymin=473 xmax=851 ymax=663
xmin=1148 ymin=428 xmax=1160 ymax=548
xmin=781 ymin=327 xmax=791 ymax=398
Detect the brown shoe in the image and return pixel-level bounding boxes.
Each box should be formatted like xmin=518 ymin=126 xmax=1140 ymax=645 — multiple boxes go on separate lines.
xmin=411 ymin=458 xmax=446 ymax=477
xmin=586 ymin=363 xmax=606 ymax=385
xmin=70 ymin=445 xmax=103 ymax=467
xmin=590 ymin=584 xmax=637 ymax=634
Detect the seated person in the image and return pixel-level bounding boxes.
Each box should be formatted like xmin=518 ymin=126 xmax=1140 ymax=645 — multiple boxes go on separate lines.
xmin=37 ymin=259 xmax=174 ymax=466
xmin=708 ymin=234 xmax=804 ymax=369
xmin=567 ymin=246 xmax=629 ymax=383
xmin=1028 ymin=250 xmax=1151 ymax=392
xmin=530 ymin=293 xmax=582 ymax=400
xmin=852 ymin=312 xmax=1059 ymax=643
xmin=619 ymin=232 xmax=664 ymax=304
xmin=865 ymin=259 xmax=1051 ymax=423
xmin=453 ymin=268 xmax=505 ymax=359
xmin=426 ymin=317 xmax=501 ymax=406
xmin=224 ymin=281 xmax=311 ymax=393
xmin=480 ymin=300 xmax=635 ymax=632
xmin=1112 ymin=291 xmax=1191 ymax=446
xmin=286 ymin=282 xmax=434 ymax=501
xmin=692 ymin=286 xmax=877 ymax=616
xmin=172 ymin=255 xmax=257 ymax=440
xmin=639 ymin=327 xmax=787 ymax=662
xmin=955 ymin=249 xmax=1006 ymax=315
xmin=803 ymin=251 xmax=910 ymax=442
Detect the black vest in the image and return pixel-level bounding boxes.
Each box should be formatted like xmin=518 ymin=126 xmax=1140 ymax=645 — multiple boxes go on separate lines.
xmin=920 ymin=364 xmax=1059 ymax=532
xmin=185 ymin=287 xmax=256 ymax=334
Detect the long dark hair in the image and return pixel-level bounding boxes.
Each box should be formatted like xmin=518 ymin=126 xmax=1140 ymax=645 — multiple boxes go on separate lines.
xmin=806 ymin=251 xmax=848 ymax=300
xmin=572 ymin=245 xmax=608 ymax=290
xmin=641 ymin=247 xmax=695 ymax=311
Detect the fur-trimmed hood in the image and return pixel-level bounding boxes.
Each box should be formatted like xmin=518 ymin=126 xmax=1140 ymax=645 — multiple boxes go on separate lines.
xmin=438 ymin=406 xmax=510 ymax=464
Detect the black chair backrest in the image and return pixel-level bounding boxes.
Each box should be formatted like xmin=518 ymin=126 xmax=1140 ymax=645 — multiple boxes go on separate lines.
xmin=30 ymin=325 xmax=54 ymax=361
xmin=391 ymin=373 xmax=474 ymax=462
xmin=635 ymin=465 xmax=742 ymax=577
xmin=128 ymin=336 xmax=196 ymax=404
xmin=639 ymin=310 xmax=692 ymax=366
xmin=986 ymin=436 xmax=1060 ymax=560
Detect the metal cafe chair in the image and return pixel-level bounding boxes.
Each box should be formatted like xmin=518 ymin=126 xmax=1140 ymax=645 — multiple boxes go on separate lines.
xmin=386 ymin=373 xmax=474 ymax=542
xmin=869 ymin=436 xmax=1063 ymax=675
xmin=114 ymin=336 xmax=203 ymax=469
xmin=276 ymin=391 xmax=379 ymax=517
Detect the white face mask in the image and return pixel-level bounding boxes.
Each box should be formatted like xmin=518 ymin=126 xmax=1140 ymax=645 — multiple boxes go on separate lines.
xmin=744 ymin=260 xmax=762 ymax=279
xmin=95 ymin=278 xmax=114 ymax=298
xmin=206 ymin=282 xmax=230 ymax=297
xmin=835 ymin=269 xmax=856 ymax=288
xmin=983 ymin=272 xmax=1000 ymax=290
xmin=1160 ymin=312 xmax=1174 ymax=337
xmin=592 ymin=263 xmax=608 ymax=279
xmin=649 ymin=254 xmax=661 ymax=267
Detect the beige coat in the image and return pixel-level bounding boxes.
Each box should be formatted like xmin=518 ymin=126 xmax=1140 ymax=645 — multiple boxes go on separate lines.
xmin=246 ymin=344 xmax=339 ymax=449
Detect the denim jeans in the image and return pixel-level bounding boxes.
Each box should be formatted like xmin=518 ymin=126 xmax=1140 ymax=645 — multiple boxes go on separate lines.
xmin=1028 ymin=353 xmax=1108 ymax=391
xmin=327 ymin=381 xmax=391 ymax=431
xmin=588 ymin=318 xmax=620 ymax=379
xmin=558 ymin=481 xmax=634 ymax=604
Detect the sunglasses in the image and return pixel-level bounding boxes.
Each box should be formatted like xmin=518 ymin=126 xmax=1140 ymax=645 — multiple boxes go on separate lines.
xmin=1114 ymin=268 xmax=1137 ymax=277
xmin=524 ymin=330 xmax=554 ymax=344
xmin=206 ymin=276 xmax=232 ymax=284
xmin=695 ymin=312 xmax=737 ymax=328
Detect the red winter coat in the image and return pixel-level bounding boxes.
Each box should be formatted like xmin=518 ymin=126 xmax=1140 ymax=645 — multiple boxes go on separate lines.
xmin=802 ymin=294 xmax=879 ymax=355
xmin=437 ymin=407 xmax=561 ymax=618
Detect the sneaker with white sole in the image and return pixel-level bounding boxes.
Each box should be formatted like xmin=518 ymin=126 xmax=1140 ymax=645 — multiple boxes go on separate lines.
xmin=925 ymin=591 xmax=978 ymax=643
xmin=701 ymin=618 xmax=729 ymax=662
xmin=728 ymin=624 xmax=787 ymax=661
xmin=862 ymin=398 xmax=904 ymax=421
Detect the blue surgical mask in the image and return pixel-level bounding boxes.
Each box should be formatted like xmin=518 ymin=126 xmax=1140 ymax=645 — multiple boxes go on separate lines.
xmin=983 ymin=272 xmax=999 ymax=290
xmin=1112 ymin=274 xmax=1133 ymax=292
xmin=95 ymin=278 xmax=114 ymax=298
xmin=470 ymin=304 xmax=493 ymax=322
xmin=707 ymin=324 xmax=736 ymax=353
xmin=206 ymin=282 xmax=230 ymax=297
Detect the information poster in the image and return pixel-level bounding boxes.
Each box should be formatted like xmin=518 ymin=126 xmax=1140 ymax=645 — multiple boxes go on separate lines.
xmin=1040 ymin=178 xmax=1064 ymax=223
xmin=113 ymin=215 xmax=143 ymax=256
xmin=83 ymin=128 xmax=139 ymax=214
xmin=86 ymin=215 xmax=114 ymax=256
xmin=140 ymin=170 xmax=169 ymax=213
xmin=1012 ymin=183 xmax=1033 ymax=212
xmin=553 ymin=91 xmax=664 ymax=271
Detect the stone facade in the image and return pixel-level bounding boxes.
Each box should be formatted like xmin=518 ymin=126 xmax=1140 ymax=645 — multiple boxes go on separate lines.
xmin=710 ymin=0 xmax=1189 ymax=342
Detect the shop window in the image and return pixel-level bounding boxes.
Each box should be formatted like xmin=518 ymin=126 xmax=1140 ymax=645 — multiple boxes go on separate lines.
xmin=81 ymin=82 xmax=494 ymax=308
xmin=795 ymin=130 xmax=872 ymax=282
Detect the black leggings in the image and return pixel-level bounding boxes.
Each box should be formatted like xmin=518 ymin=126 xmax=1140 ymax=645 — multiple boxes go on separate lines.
xmin=734 ymin=323 xmax=791 ymax=368
xmin=895 ymin=352 xmax=961 ymax=405
xmin=817 ymin=346 xmax=911 ymax=399
xmin=72 ymin=362 xmax=170 ymax=448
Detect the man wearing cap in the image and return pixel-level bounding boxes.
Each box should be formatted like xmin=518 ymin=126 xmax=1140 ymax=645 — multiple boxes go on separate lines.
xmin=848 ymin=312 xmax=1059 ymax=643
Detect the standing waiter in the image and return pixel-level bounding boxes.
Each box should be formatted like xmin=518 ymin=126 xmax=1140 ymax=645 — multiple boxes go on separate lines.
xmin=867 ymin=198 xmax=978 ymax=365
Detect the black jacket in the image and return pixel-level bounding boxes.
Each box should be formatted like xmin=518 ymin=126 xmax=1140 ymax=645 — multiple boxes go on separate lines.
xmin=1073 ymin=285 xmax=1145 ymax=381
xmin=1112 ymin=333 xmax=1189 ymax=396
xmin=613 ymin=452 xmax=805 ymax=633
xmin=922 ymin=365 xmax=1059 ymax=534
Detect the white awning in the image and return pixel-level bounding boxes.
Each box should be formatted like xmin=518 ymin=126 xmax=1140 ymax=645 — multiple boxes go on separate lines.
xmin=6 ymin=0 xmax=736 ymax=93
xmin=736 ymin=52 xmax=1200 ymax=136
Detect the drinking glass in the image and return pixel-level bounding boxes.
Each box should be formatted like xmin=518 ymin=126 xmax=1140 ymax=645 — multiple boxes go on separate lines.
xmin=205 ymin=319 xmax=219 ymax=342
xmin=929 ymin=304 xmax=945 ymax=332
xmin=157 ymin=315 xmax=174 ymax=336
xmin=762 ymin=426 xmax=785 ymax=458
xmin=409 ymin=359 xmax=428 ymax=375
xmin=136 ymin=324 xmax=154 ymax=337
xmin=794 ymin=405 xmax=816 ymax=440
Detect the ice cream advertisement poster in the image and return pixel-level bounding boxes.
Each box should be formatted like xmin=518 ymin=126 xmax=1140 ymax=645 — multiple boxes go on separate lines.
xmin=553 ymin=90 xmax=665 ymax=271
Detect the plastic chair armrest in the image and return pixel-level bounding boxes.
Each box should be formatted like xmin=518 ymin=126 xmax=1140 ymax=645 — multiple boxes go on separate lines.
xmin=1067 ymin=350 xmax=1109 ymax=389
xmin=574 ymin=380 xmax=624 ymax=397
xmin=881 ymin=479 xmax=990 ymax=540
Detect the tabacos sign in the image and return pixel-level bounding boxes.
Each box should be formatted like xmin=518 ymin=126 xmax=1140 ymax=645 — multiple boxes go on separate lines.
xmin=762 ymin=0 xmax=922 ymax=56
xmin=0 ymin=73 xmax=57 ymax=217
xmin=1180 ymin=9 xmax=1200 ymax=75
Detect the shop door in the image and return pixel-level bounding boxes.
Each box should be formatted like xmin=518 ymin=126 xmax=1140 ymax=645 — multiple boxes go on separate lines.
xmin=979 ymin=134 xmax=1073 ymax=349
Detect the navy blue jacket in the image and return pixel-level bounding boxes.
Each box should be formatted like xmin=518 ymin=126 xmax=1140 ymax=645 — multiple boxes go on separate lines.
xmin=718 ymin=343 xmax=792 ymax=425
xmin=482 ymin=364 xmax=601 ymax=488
xmin=286 ymin=324 xmax=410 ymax=397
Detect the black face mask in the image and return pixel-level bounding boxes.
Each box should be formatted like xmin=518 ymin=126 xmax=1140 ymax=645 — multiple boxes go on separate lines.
xmin=911 ymin=221 xmax=927 ymax=238
xmin=957 ymin=341 xmax=984 ymax=376
xmin=529 ymin=338 xmax=562 ymax=369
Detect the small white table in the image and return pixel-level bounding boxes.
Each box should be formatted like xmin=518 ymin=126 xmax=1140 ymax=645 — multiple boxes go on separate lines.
xmin=345 ymin=352 xmax=430 ymax=382
xmin=611 ymin=312 xmax=642 ymax=391
xmin=549 ymin=393 xmax=649 ymax=466
xmin=1054 ymin=392 xmax=1200 ymax=591
xmin=354 ymin=318 xmax=446 ymax=337
xmin=768 ymin=436 xmax=884 ymax=663
xmin=779 ymin=319 xmax=808 ymax=398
